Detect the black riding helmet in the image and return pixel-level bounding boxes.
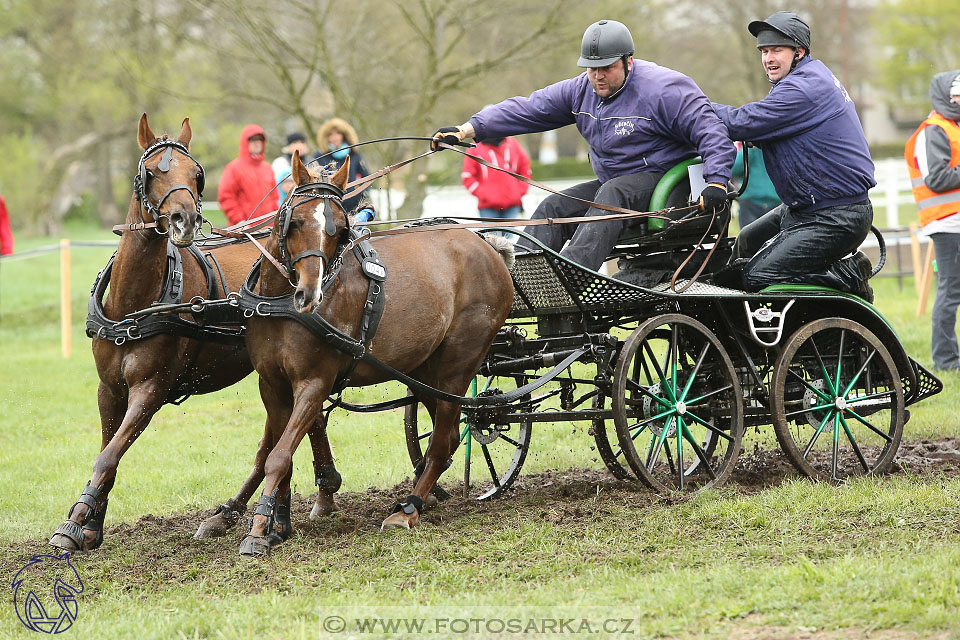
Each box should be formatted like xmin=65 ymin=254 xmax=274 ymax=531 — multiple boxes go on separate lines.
xmin=578 ymin=19 xmax=634 ymax=68
xmin=748 ymin=11 xmax=811 ymax=54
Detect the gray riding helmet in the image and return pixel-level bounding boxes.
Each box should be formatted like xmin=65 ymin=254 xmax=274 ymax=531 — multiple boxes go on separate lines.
xmin=577 ymin=20 xmax=635 ymax=67
xmin=748 ymin=11 xmax=811 ymax=53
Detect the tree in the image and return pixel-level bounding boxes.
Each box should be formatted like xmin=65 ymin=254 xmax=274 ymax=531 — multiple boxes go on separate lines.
xmin=873 ymin=0 xmax=960 ymax=119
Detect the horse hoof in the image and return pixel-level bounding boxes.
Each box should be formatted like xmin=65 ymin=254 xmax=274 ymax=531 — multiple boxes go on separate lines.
xmin=239 ymin=535 xmax=273 ymax=558
xmin=194 ymin=513 xmax=235 ymax=539
xmin=425 ymin=493 xmax=438 ymax=509
xmin=49 ymin=520 xmax=99 ymax=552
xmin=380 ymin=511 xmax=418 ymax=531
xmin=309 ymin=497 xmax=338 ymax=520
xmin=48 ymin=532 xmax=81 ymax=552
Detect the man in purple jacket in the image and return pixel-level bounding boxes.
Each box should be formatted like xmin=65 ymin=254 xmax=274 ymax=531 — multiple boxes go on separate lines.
xmin=432 ymin=20 xmax=735 ymax=271
xmin=712 ymin=12 xmax=876 ymax=298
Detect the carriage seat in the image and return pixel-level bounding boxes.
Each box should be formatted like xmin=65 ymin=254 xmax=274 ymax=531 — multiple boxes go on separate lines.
xmin=610 ymin=157 xmax=733 ymax=286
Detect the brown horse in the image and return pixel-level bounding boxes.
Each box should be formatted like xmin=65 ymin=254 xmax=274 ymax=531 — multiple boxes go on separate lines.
xmin=49 ymin=116 xmax=339 ymax=552
xmin=238 ymin=151 xmax=514 ymax=555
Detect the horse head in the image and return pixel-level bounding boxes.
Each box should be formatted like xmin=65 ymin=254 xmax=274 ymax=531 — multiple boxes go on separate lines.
xmin=276 ymin=150 xmax=351 ymax=313
xmin=135 ymin=113 xmax=206 ymax=247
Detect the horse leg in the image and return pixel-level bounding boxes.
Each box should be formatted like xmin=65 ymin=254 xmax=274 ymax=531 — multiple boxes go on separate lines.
xmin=308 ymin=418 xmax=341 ymax=519
xmin=50 ymin=382 xmax=166 ymax=552
xmin=240 ymin=379 xmax=331 ymax=557
xmin=382 ymin=398 xmax=461 ymax=530
xmin=196 ymin=376 xmax=294 ymax=538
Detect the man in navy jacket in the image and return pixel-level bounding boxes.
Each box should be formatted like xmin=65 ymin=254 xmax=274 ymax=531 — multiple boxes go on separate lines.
xmin=713 ymin=11 xmax=876 ymax=296
xmin=432 ymin=20 xmax=735 ymax=271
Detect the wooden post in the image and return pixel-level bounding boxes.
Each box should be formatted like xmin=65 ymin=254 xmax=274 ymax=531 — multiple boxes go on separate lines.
xmin=60 ymin=239 xmax=71 ymax=358
xmin=916 ymin=241 xmax=935 ymax=317
xmin=909 ymin=224 xmax=922 ymax=294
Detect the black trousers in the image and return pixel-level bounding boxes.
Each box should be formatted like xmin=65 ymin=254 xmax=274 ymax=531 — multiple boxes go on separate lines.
xmin=517 ymin=172 xmax=663 ymax=271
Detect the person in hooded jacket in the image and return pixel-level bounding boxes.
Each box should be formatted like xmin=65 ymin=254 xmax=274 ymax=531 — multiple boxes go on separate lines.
xmin=712 ymin=11 xmax=876 ymax=299
xmin=0 ymin=193 xmax=13 ymax=256
xmin=431 ymin=19 xmax=735 ymax=272
xmin=461 ymin=135 xmax=531 ymax=237
xmin=217 ymin=125 xmax=279 ymax=226
xmin=905 ymin=71 xmax=960 ymax=371
xmin=311 ymin=118 xmax=371 ymax=213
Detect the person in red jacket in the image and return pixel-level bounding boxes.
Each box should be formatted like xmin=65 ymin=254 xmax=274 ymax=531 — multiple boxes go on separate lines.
xmin=461 ymin=136 xmax=531 ymax=238
xmin=217 ymin=125 xmax=279 ymax=226
xmin=0 ymin=194 xmax=13 ymax=255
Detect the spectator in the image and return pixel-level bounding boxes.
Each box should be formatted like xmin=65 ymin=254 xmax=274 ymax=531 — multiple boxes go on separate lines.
xmin=905 ymin=70 xmax=960 ymax=371
xmin=312 ymin=118 xmax=371 ymax=213
xmin=273 ymin=132 xmax=309 ymax=202
xmin=731 ymin=144 xmax=780 ymax=228
xmin=0 ymin=193 xmax=13 ymax=255
xmin=218 ymin=125 xmax=279 ymax=226
xmin=461 ymin=135 xmax=531 ymax=238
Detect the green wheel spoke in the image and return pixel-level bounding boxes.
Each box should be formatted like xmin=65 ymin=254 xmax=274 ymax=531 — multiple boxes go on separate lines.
xmin=625 ymin=377 xmax=672 ymax=409
xmin=786 ymin=368 xmax=832 ymax=403
xmin=669 ymin=325 xmax=678 ymax=399
xmin=834 ymin=329 xmax=846 ymax=390
xmin=679 ymin=342 xmax=711 ymax=402
xmin=629 ymin=407 xmax=675 ymax=434
xmin=676 ymin=417 xmax=686 ymax=490
xmin=642 ymin=340 xmax=676 ymax=402
xmin=845 ymin=389 xmax=896 ymax=406
xmin=647 ymin=417 xmax=671 ymax=472
xmin=841 ymin=348 xmax=878 ymax=397
xmin=839 ymin=414 xmax=871 ymax=472
xmin=831 ymin=413 xmax=841 ymax=480
xmin=680 ymin=421 xmax=718 ymax=481
xmin=785 ymin=401 xmax=834 ymax=419
xmin=684 ymin=410 xmax=734 ymax=442
xmin=802 ymin=410 xmax=834 ymax=459
xmin=809 ymin=337 xmax=838 ymax=396
xmin=683 ymin=384 xmax=734 ymax=406
xmin=844 ymin=408 xmax=894 ymax=442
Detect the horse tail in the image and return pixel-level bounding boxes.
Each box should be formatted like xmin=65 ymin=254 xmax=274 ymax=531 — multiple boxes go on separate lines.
xmin=483 ymin=234 xmax=515 ymax=270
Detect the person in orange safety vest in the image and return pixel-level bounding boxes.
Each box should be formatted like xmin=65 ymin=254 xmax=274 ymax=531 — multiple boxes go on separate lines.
xmin=905 ymin=70 xmax=960 ymax=371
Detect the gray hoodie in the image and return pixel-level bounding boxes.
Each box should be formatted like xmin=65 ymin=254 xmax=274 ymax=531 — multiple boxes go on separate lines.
xmin=922 ymin=70 xmax=960 ymax=194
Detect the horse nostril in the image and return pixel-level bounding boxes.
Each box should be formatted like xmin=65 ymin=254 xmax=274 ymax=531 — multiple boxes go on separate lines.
xmin=294 ymin=290 xmax=306 ymax=308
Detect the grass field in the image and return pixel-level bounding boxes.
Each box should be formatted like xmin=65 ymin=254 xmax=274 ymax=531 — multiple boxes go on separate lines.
xmin=1 ymin=223 xmax=959 ymax=639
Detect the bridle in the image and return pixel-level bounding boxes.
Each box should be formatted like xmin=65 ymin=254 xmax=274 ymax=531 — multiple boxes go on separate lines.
xmin=272 ymin=173 xmax=348 ymax=285
xmin=114 ymin=137 xmax=205 ymax=235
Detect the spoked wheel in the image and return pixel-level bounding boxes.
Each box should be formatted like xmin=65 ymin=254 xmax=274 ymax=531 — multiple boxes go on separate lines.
xmin=590 ymin=393 xmax=633 ymax=480
xmin=770 ymin=318 xmax=904 ymax=481
xmin=403 ymin=378 xmax=532 ymax=501
xmin=612 ymin=314 xmax=744 ymax=494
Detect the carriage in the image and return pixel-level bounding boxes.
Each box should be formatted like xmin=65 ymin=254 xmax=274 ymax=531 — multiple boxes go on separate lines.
xmin=402 ymin=154 xmax=943 ymax=498
xmin=52 ymin=119 xmax=942 ymax=555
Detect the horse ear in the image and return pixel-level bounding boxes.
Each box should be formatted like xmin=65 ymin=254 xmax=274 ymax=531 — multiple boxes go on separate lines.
xmin=330 ymin=156 xmax=350 ymax=189
xmin=176 ymin=118 xmax=192 ymax=148
xmin=292 ymin=150 xmax=312 ymax=186
xmin=138 ymin=113 xmax=156 ymax=150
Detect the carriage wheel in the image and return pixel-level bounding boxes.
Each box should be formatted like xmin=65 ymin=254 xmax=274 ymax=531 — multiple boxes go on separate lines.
xmin=770 ymin=318 xmax=904 ymax=481
xmin=612 ymin=314 xmax=743 ymax=494
xmin=404 ymin=378 xmax=532 ymax=501
xmin=590 ymin=393 xmax=633 ymax=480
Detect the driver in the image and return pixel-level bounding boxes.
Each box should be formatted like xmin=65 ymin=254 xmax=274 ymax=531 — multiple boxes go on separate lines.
xmin=711 ymin=12 xmax=876 ymax=299
xmin=431 ymin=19 xmax=735 ymax=272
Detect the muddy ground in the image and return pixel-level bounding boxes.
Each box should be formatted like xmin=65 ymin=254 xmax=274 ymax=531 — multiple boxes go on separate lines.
xmin=54 ymin=436 xmax=960 ymax=549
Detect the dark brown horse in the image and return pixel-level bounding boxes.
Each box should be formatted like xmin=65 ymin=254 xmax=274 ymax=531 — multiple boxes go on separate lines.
xmin=49 ymin=116 xmax=338 ymax=552
xmin=238 ymin=151 xmax=514 ymax=555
